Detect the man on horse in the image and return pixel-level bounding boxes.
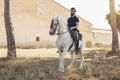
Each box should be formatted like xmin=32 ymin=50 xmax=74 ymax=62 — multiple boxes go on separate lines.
xmin=67 ymin=7 xmax=80 ymax=55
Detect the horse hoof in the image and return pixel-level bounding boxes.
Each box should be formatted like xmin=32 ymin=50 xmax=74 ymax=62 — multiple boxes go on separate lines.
xmin=58 ymin=69 xmax=64 ymax=72
xmin=67 ymin=66 xmax=71 ymax=69
xmin=79 ymin=67 xmax=82 ymax=70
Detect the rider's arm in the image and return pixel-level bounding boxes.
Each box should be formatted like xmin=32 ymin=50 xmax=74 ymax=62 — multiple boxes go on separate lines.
xmin=70 ymin=17 xmax=79 ymax=30
xmin=70 ymin=22 xmax=79 ymax=29
xmin=76 ymin=22 xmax=79 ymax=28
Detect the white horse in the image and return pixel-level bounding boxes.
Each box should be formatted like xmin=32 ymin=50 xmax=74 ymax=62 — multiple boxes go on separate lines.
xmin=49 ymin=16 xmax=85 ymax=72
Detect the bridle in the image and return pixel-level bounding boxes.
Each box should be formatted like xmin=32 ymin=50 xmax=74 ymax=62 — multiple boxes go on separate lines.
xmin=50 ymin=18 xmax=68 ymax=35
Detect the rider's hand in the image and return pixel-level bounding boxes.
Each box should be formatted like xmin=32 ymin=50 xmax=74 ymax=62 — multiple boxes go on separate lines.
xmin=70 ymin=27 xmax=77 ymax=30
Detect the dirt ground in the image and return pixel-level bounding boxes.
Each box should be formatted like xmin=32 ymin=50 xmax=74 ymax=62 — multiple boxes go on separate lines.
xmin=0 ymin=49 xmax=120 ymax=80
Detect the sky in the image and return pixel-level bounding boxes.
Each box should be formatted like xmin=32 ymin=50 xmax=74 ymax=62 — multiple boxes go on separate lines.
xmin=54 ymin=0 xmax=120 ymax=29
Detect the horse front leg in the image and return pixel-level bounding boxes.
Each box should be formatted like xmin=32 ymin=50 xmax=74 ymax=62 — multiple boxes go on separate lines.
xmin=67 ymin=51 xmax=75 ymax=69
xmin=58 ymin=52 xmax=64 ymax=72
xmin=58 ymin=48 xmax=68 ymax=72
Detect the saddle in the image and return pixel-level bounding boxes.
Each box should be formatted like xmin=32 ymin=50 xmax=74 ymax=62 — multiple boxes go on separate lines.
xmin=68 ymin=29 xmax=82 ymax=54
xmin=69 ymin=29 xmax=82 ymax=41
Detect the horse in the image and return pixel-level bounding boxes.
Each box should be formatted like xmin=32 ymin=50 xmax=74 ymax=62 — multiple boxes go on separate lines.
xmin=49 ymin=16 xmax=85 ymax=72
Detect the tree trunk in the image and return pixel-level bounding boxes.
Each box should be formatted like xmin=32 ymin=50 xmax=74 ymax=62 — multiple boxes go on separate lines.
xmin=109 ymin=0 xmax=119 ymax=52
xmin=4 ymin=0 xmax=16 ymax=59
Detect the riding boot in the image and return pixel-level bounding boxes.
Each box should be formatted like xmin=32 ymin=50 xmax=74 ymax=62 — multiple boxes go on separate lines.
xmin=77 ymin=40 xmax=80 ymax=52
xmin=75 ymin=40 xmax=79 ymax=55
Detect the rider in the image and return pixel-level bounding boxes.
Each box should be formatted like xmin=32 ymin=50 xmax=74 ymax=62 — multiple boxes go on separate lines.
xmin=67 ymin=7 xmax=80 ymax=55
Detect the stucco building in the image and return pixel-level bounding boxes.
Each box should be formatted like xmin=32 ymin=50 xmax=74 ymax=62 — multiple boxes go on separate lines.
xmin=0 ymin=0 xmax=119 ymax=48
xmin=92 ymin=28 xmax=120 ymax=47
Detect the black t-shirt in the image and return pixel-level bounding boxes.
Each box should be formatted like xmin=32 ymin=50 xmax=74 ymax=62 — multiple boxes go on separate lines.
xmin=67 ymin=16 xmax=79 ymax=30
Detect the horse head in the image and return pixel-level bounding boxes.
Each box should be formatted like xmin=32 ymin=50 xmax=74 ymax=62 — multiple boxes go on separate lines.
xmin=49 ymin=16 xmax=60 ymax=35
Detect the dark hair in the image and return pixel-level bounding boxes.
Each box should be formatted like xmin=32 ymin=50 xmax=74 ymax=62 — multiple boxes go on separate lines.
xmin=70 ymin=7 xmax=76 ymax=12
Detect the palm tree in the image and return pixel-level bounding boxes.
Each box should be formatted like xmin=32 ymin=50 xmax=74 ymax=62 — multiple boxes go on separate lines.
xmin=109 ymin=0 xmax=119 ymax=52
xmin=4 ymin=0 xmax=16 ymax=59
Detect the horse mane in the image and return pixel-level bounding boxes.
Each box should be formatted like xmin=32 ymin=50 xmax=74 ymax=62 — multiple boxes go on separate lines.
xmin=50 ymin=19 xmax=53 ymax=29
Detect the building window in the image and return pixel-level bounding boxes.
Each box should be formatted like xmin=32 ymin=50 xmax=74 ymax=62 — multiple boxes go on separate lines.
xmin=36 ymin=37 xmax=40 ymax=41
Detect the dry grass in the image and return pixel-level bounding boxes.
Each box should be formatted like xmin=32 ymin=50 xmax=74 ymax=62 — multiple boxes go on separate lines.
xmin=0 ymin=48 xmax=59 ymax=58
xmin=0 ymin=49 xmax=119 ymax=80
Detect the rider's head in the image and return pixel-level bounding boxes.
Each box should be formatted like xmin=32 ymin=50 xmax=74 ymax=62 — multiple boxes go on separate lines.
xmin=70 ymin=7 xmax=76 ymax=16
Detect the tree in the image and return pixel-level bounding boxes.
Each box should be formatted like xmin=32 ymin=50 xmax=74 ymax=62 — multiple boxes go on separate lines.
xmin=4 ymin=0 xmax=16 ymax=59
xmin=119 ymin=4 xmax=120 ymax=10
xmin=106 ymin=11 xmax=120 ymax=33
xmin=107 ymin=0 xmax=119 ymax=52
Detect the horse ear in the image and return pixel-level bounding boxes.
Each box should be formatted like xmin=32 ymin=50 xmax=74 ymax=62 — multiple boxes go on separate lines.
xmin=53 ymin=14 xmax=58 ymax=17
xmin=57 ymin=16 xmax=60 ymax=20
xmin=52 ymin=15 xmax=55 ymax=18
xmin=52 ymin=14 xmax=60 ymax=20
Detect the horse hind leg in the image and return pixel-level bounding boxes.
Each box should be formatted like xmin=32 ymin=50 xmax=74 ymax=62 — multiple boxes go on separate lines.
xmin=78 ymin=40 xmax=85 ymax=69
xmin=79 ymin=53 xmax=84 ymax=69
xmin=67 ymin=51 xmax=75 ymax=69
xmin=79 ymin=49 xmax=84 ymax=69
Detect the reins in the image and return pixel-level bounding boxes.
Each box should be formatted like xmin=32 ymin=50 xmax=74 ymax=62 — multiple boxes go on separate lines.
xmin=55 ymin=31 xmax=69 ymax=35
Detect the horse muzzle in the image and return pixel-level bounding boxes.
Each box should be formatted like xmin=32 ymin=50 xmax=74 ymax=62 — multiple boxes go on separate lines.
xmin=49 ymin=29 xmax=55 ymax=35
